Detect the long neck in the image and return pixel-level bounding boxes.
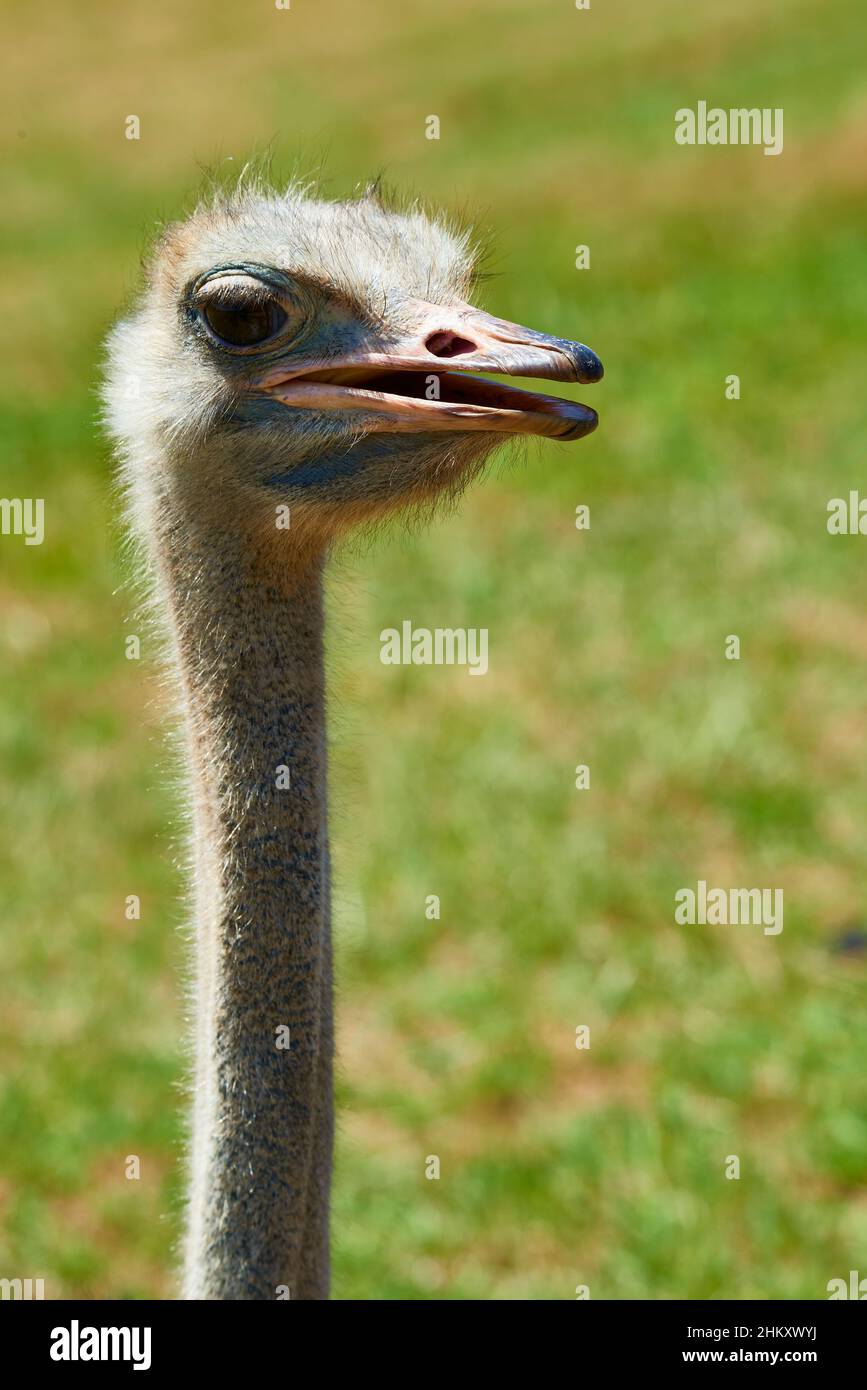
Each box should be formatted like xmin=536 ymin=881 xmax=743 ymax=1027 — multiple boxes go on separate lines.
xmin=153 ymin=508 xmax=333 ymax=1300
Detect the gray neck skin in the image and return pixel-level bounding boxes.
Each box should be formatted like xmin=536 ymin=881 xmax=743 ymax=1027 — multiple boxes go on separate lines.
xmin=155 ymin=511 xmax=332 ymax=1300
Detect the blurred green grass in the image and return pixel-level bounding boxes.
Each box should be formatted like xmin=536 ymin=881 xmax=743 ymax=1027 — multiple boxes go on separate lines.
xmin=1 ymin=0 xmax=867 ymax=1298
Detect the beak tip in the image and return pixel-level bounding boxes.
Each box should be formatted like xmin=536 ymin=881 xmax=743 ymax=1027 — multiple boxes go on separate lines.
xmin=557 ymin=405 xmax=599 ymax=441
xmin=575 ymin=345 xmax=604 ymax=384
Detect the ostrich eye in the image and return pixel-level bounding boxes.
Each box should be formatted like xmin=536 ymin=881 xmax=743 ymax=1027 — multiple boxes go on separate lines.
xmin=200 ymin=296 xmax=288 ymax=347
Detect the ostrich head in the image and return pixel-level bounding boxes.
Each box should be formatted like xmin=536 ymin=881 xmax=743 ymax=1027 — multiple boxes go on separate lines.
xmin=105 ymin=181 xmax=603 ymax=551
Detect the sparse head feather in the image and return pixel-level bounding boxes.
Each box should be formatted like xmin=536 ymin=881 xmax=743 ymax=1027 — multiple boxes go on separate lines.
xmin=149 ymin=178 xmax=481 ymax=309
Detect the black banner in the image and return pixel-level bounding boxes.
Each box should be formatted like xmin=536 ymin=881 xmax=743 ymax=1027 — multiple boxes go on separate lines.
xmin=4 ymin=1299 xmax=863 ymax=1374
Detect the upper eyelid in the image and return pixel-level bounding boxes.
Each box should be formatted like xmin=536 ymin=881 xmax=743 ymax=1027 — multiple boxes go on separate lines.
xmin=194 ymin=275 xmax=283 ymax=306
xmin=190 ymin=264 xmax=297 ymax=299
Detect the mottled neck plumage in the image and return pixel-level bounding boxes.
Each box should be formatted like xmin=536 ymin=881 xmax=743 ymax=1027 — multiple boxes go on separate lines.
xmin=153 ymin=502 xmax=333 ymax=1300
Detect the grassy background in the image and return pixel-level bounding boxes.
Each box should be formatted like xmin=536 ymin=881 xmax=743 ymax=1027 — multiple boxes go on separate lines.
xmin=2 ymin=0 xmax=867 ymax=1299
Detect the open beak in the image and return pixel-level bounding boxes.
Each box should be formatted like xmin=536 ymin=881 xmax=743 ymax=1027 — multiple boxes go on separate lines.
xmin=254 ymin=301 xmax=603 ymax=441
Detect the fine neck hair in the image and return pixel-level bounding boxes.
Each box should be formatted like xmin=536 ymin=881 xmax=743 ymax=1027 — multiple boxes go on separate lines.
xmin=150 ymin=483 xmax=333 ymax=1300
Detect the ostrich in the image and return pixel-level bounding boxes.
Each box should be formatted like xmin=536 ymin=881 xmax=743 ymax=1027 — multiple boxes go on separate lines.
xmin=103 ymin=179 xmax=603 ymax=1300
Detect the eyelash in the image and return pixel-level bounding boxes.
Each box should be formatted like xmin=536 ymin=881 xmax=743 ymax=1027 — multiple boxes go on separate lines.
xmin=200 ymin=286 xmax=275 ymax=311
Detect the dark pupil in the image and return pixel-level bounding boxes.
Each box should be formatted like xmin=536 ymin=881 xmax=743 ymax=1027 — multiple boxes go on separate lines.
xmin=202 ymin=298 xmax=286 ymax=346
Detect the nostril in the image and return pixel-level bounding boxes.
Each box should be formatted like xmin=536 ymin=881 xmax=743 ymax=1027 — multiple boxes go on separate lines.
xmin=424 ymin=330 xmax=478 ymax=358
